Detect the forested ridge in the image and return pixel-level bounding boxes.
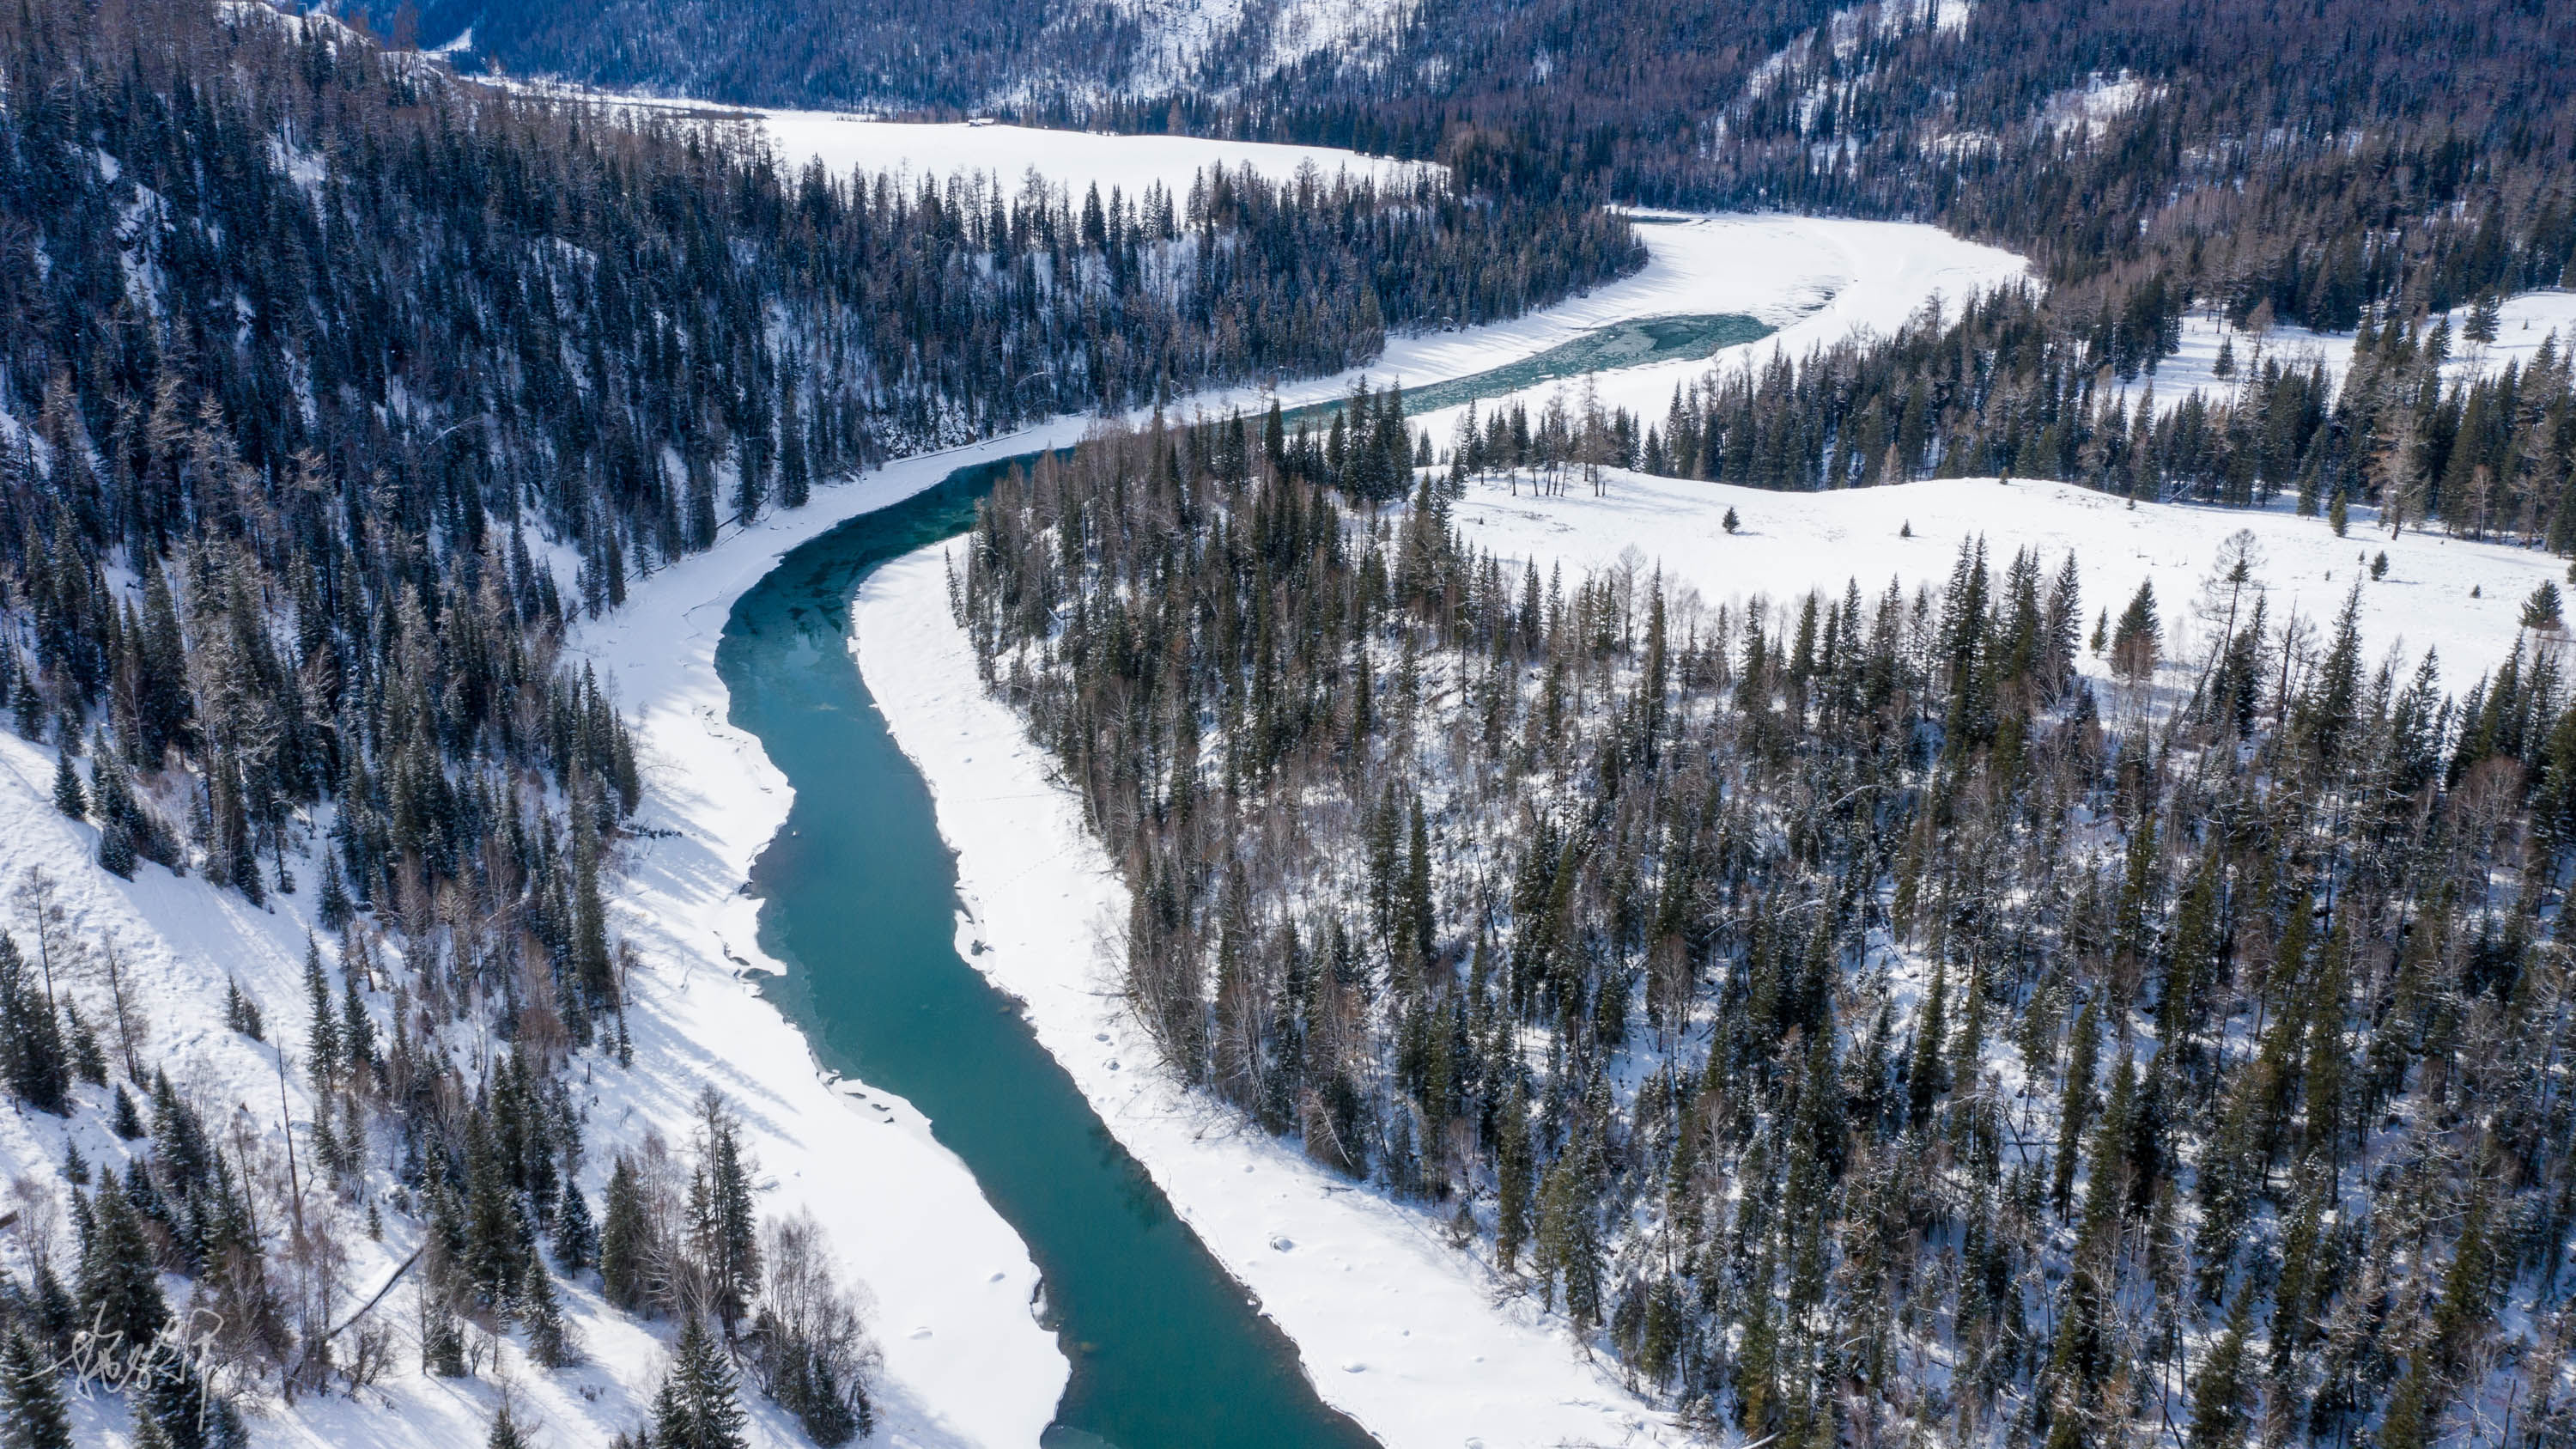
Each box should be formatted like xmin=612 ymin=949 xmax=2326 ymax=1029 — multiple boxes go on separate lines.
xmin=434 ymin=0 xmax=2576 ymax=338
xmin=0 ymin=0 xmax=1637 ymax=1440
xmin=961 ymin=411 xmax=2576 ymax=1446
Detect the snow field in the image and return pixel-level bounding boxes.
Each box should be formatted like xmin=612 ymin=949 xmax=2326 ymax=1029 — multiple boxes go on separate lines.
xmin=1449 ymin=470 xmax=2563 ymax=698
xmin=853 ymin=552 xmax=1688 ymax=1449
xmin=512 ymin=85 xmax=1429 ymax=200
xmin=749 ymin=110 xmax=1428 ymax=199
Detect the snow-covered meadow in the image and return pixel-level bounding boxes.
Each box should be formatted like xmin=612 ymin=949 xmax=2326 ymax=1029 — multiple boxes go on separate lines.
xmin=2109 ymin=290 xmax=2576 ymax=420
xmin=1450 ymin=471 xmax=2565 ymax=695
xmin=504 ymin=85 xmax=1426 ymax=199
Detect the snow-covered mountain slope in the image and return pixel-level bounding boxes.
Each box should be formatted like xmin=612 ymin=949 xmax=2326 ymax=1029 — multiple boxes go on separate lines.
xmin=0 ymin=734 xmax=939 ymax=1449
xmin=1066 ymin=0 xmax=1413 ymax=99
xmin=507 ymin=84 xmax=1427 ymax=197
xmin=747 ymin=108 xmax=1425 ymax=197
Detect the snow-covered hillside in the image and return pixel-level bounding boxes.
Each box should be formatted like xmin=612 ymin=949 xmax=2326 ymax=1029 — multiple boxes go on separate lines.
xmin=506 ymin=83 xmax=1427 ymax=198
xmin=747 ymin=110 xmax=1426 ymax=198
xmin=2112 ymin=291 xmax=2576 ymax=419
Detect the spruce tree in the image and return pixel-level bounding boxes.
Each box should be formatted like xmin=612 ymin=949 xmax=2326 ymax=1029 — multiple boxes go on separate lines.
xmin=77 ymin=1177 xmax=169 ymax=1362
xmin=2187 ymin=1288 xmax=2256 ymax=1449
xmin=302 ymin=936 xmax=338 ymax=1089
xmin=0 ymin=937 xmax=67 ymax=1114
xmin=521 ymin=1256 xmax=576 ymax=1368
xmin=600 ymin=1155 xmax=647 ymax=1310
xmin=221 ymin=980 xmax=262 ymax=1039
xmin=0 ymin=1328 xmax=70 ymax=1449
xmin=50 ymin=752 xmax=84 ymax=822
xmin=689 ymin=1090 xmax=761 ymax=1333
xmin=655 ymin=1316 xmax=748 ymax=1449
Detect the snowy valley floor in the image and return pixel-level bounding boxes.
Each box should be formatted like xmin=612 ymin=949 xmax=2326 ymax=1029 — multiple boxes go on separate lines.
xmin=1449 ymin=470 xmax=2566 ymax=687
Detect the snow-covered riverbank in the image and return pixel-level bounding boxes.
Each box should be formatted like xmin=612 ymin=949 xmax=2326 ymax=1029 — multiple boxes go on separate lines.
xmin=584 ymin=210 xmax=2032 ymax=1448
xmin=0 ymin=202 xmax=2044 ymax=1447
xmin=852 ymin=550 xmax=1686 ymax=1449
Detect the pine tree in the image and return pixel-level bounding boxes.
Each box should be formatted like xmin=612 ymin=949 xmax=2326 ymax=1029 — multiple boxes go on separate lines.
xmin=302 ymin=936 xmax=338 ymax=1089
xmin=601 ymin=1155 xmax=647 ymax=1310
xmin=655 ymin=1316 xmax=748 ymax=1449
xmin=486 ymin=1405 xmax=529 ymax=1449
xmin=340 ymin=975 xmax=377 ymax=1081
xmin=556 ymin=1180 xmax=598 ymax=1270
xmin=0 ymin=1328 xmax=70 ymax=1449
xmin=2110 ymin=579 xmax=2161 ymax=685
xmin=50 ymin=753 xmax=84 ymax=822
xmin=221 ymin=980 xmax=261 ymax=1040
xmin=76 ymin=1177 xmax=169 ymax=1362
xmin=2052 ymin=998 xmax=2099 ymax=1215
xmin=2187 ymin=1289 xmax=2256 ymax=1449
xmin=521 ymin=1255 xmax=576 ymax=1368
xmin=316 ymin=856 xmax=354 ymax=932
xmin=1494 ymin=1084 xmax=1534 ymax=1272
xmin=112 ymin=1085 xmax=146 ymax=1138
xmin=0 ymin=937 xmax=67 ymax=1114
xmin=689 ymin=1090 xmax=761 ymax=1332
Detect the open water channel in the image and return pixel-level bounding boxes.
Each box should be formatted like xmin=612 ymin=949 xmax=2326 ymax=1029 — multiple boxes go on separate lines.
xmin=717 ymin=311 xmax=1767 ymax=1447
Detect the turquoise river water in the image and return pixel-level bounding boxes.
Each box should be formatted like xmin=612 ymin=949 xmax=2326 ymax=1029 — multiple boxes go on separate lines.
xmin=715 ymin=312 xmax=1766 ymax=1447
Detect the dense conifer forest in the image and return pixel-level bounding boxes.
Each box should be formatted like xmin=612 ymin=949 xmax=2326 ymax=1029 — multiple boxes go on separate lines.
xmin=959 ymin=410 xmax=2576 ymax=1446
xmin=0 ymin=0 xmax=1636 ymax=1440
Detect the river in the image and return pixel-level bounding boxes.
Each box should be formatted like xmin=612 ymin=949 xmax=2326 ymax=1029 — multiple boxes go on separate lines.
xmin=714 ymin=312 xmax=1765 ymax=1447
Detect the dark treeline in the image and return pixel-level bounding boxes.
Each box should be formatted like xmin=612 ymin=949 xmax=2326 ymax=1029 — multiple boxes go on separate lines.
xmin=0 ymin=0 xmax=1632 ymax=1441
xmin=960 ymin=411 xmax=2576 ymax=1446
